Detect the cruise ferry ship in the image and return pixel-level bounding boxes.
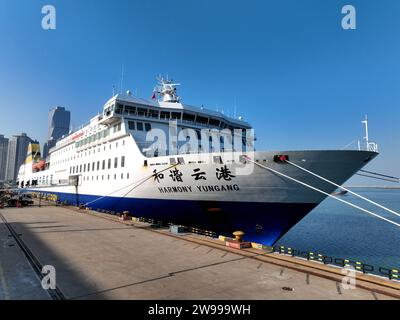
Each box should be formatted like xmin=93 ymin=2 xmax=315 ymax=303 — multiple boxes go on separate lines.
xmin=17 ymin=78 xmax=378 ymax=245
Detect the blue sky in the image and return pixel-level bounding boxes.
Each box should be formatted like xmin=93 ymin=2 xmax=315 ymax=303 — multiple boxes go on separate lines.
xmin=0 ymin=0 xmax=399 ymax=184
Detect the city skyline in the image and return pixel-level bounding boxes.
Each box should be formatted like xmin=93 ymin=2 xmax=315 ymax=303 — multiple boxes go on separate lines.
xmin=42 ymin=106 xmax=71 ymax=158
xmin=0 ymin=133 xmax=37 ymax=182
xmin=0 ymin=0 xmax=399 ymax=185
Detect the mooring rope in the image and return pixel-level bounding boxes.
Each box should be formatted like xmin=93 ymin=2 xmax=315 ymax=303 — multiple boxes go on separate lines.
xmin=285 ymin=159 xmax=400 ymax=218
xmin=355 ymin=172 xmax=399 ymax=183
xmin=245 ymin=156 xmax=400 ymax=228
xmin=83 ymin=163 xmax=178 ymax=207
xmin=359 ymin=169 xmax=399 ymax=181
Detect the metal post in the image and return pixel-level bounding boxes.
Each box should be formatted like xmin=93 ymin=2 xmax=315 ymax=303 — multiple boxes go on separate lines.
xmin=362 ymin=115 xmax=369 ymax=150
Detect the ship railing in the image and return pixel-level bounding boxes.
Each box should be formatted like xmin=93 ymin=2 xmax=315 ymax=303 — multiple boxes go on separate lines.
xmin=273 ymin=245 xmax=398 ymax=281
xmin=367 ymin=141 xmax=379 ymax=153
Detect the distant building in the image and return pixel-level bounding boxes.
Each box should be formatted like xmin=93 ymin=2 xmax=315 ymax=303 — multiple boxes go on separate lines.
xmin=5 ymin=133 xmax=36 ymax=182
xmin=0 ymin=135 xmax=9 ymax=181
xmin=42 ymin=106 xmax=71 ymax=159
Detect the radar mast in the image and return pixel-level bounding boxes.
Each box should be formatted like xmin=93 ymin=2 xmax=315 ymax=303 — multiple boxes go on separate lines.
xmin=153 ymin=76 xmax=181 ymax=103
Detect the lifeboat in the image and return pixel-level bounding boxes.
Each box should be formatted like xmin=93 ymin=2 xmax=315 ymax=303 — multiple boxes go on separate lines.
xmin=37 ymin=160 xmax=46 ymax=171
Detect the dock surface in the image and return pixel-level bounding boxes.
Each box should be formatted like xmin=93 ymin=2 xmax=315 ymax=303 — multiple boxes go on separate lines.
xmin=0 ymin=204 xmax=399 ymax=300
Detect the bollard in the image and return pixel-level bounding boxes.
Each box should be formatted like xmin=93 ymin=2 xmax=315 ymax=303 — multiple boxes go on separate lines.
xmin=232 ymin=231 xmax=245 ymax=242
xmin=120 ymin=211 xmax=130 ymax=221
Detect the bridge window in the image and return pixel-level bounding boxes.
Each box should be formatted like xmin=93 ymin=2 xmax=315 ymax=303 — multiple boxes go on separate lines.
xmin=183 ymin=113 xmax=195 ymax=122
xmin=137 ymin=108 xmax=147 ymax=117
xmin=125 ymin=105 xmax=136 ymax=115
xmin=108 ymin=159 xmax=111 ymax=169
xmin=115 ymin=103 xmax=123 ymax=114
xmin=121 ymin=156 xmax=125 ymax=168
xmin=114 ymin=157 xmax=118 ymax=168
xmin=137 ymin=122 xmax=144 ymax=131
xmin=149 ymin=110 xmax=159 ymax=118
xmin=209 ymin=118 xmax=220 ymax=127
xmin=128 ymin=121 xmax=135 ymax=130
xmin=145 ymin=123 xmax=151 ymax=132
xmin=196 ymin=116 xmax=208 ymax=125
xmin=171 ymin=112 xmax=181 ymax=120
xmin=160 ymin=111 xmax=170 ymax=120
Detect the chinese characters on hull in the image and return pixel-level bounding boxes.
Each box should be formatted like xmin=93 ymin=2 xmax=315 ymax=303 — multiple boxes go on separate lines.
xmin=153 ymin=165 xmax=236 ymax=183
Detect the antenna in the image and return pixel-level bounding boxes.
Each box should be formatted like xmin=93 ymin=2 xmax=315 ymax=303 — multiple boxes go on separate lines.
xmin=112 ymin=85 xmax=115 ymax=96
xmin=234 ymin=96 xmax=237 ymax=119
xmin=120 ymin=64 xmax=124 ymax=94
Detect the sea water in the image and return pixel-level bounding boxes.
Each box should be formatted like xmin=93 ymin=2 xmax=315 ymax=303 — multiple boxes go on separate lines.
xmin=276 ymin=188 xmax=400 ymax=270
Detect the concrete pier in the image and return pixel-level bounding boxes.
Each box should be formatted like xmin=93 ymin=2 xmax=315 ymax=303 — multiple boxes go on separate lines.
xmin=0 ymin=204 xmax=399 ymax=300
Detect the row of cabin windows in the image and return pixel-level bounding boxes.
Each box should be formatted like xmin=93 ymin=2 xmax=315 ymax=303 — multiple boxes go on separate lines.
xmin=83 ymin=173 xmax=130 ymax=181
xmin=55 ymin=140 xmax=125 ymax=166
xmin=74 ymin=124 xmax=122 ymax=149
xmin=116 ymin=103 xmax=246 ymax=130
xmin=75 ymin=129 xmax=110 ymax=148
xmin=128 ymin=121 xmax=151 ymax=132
xmin=70 ymin=156 xmax=125 ymax=174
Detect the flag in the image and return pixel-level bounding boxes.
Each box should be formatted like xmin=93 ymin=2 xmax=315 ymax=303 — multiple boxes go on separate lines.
xmin=151 ymin=93 xmax=156 ymax=100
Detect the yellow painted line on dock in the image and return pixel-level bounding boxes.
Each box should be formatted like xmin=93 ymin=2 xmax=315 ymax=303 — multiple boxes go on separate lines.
xmin=0 ymin=262 xmax=10 ymax=300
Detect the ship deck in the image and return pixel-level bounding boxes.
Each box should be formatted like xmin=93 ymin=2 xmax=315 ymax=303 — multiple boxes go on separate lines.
xmin=0 ymin=203 xmax=399 ymax=300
